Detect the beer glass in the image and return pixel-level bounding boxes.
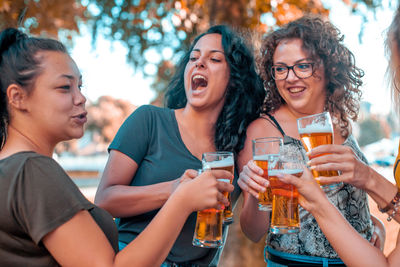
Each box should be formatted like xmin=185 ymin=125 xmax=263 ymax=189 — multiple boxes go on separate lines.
xmin=192 ymin=169 xmax=224 ymax=248
xmin=252 ymin=137 xmax=283 ymax=211
xmin=202 ymin=152 xmax=235 ymax=224
xmin=297 ymin=112 xmax=343 ymax=190
xmin=269 ymin=145 xmax=303 ymax=234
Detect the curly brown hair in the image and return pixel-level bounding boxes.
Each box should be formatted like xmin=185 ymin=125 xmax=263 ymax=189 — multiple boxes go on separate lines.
xmin=259 ymin=16 xmax=364 ymax=138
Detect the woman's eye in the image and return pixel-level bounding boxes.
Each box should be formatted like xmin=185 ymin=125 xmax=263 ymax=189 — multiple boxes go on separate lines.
xmin=59 ymin=85 xmax=71 ymax=90
xmin=275 ymin=66 xmax=287 ymax=73
xmin=297 ymin=63 xmax=311 ymax=70
xmin=189 ymin=57 xmax=197 ymax=61
xmin=78 ymin=84 xmax=83 ymax=91
xmin=211 ymin=58 xmax=221 ymax=62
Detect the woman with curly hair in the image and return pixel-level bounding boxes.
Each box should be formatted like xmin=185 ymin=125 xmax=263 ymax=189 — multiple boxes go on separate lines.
xmin=278 ymin=6 xmax=400 ymax=266
xmin=95 ymin=25 xmax=265 ymax=266
xmin=237 ymin=16 xmax=378 ymax=266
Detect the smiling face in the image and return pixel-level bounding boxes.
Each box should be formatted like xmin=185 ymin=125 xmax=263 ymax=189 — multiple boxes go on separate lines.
xmin=273 ymin=38 xmax=327 ymax=116
xmin=25 ymin=51 xmax=87 ymax=143
xmin=183 ymin=33 xmax=230 ymax=111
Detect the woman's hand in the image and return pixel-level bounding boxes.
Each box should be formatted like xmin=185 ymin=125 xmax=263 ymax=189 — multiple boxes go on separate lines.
xmin=237 ymin=160 xmax=268 ymax=199
xmin=276 ymin=167 xmax=327 ymax=213
xmin=307 ymin=144 xmax=372 ymax=190
xmin=176 ymin=169 xmax=234 ymax=212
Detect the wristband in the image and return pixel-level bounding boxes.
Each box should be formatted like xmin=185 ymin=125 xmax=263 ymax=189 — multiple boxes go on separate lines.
xmin=378 ymin=189 xmax=400 ymax=221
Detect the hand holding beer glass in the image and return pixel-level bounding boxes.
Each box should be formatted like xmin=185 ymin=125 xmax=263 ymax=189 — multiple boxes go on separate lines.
xmin=297 ymin=112 xmax=343 ymax=190
xmin=192 ymin=152 xmax=234 ymax=248
xmin=202 ymin=152 xmax=235 ymax=224
xmin=252 ymin=137 xmax=282 ymax=211
xmin=269 ymin=145 xmax=304 ymax=234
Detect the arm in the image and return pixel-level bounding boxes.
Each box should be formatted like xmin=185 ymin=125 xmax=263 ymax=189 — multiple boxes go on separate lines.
xmin=278 ymin=168 xmax=396 ymax=267
xmin=44 ymin=170 xmax=234 ymax=267
xmin=237 ymin=118 xmax=279 ymax=242
xmin=307 ymin=144 xmax=400 ymax=223
xmin=95 ymin=150 xmax=182 ymax=217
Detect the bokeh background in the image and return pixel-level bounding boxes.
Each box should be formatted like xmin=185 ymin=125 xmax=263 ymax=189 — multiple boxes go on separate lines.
xmin=2 ymin=0 xmax=399 ymax=265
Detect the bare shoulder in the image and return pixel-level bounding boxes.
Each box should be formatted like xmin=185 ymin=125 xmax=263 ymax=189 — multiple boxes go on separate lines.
xmin=246 ymin=115 xmax=281 ymax=140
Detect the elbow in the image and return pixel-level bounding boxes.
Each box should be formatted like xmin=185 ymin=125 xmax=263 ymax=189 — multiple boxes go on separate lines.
xmin=94 ymin=187 xmax=109 ymax=209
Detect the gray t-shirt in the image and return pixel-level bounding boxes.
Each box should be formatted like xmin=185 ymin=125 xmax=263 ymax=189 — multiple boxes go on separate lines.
xmin=0 ymin=152 xmax=118 ymax=267
xmin=109 ymin=105 xmax=241 ymax=266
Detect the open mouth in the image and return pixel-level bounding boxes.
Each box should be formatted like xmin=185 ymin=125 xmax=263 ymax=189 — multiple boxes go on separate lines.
xmin=192 ymin=74 xmax=208 ymax=90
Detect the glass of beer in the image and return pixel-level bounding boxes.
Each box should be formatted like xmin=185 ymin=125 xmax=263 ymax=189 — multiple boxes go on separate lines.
xmin=202 ymin=152 xmax=235 ymax=225
xmin=192 ymin=170 xmax=224 ymax=248
xmin=252 ymin=137 xmax=282 ymax=211
xmin=297 ymin=112 xmax=343 ymax=190
xmin=269 ymin=145 xmax=303 ymax=234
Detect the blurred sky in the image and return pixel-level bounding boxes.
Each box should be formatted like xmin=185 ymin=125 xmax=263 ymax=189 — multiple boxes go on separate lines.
xmin=71 ymin=0 xmax=396 ymax=113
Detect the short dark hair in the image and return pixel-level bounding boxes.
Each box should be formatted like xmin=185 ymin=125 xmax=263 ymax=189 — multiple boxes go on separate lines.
xmin=259 ymin=16 xmax=364 ymax=138
xmin=0 ymin=28 xmax=67 ymax=148
xmin=164 ymin=25 xmax=265 ymax=155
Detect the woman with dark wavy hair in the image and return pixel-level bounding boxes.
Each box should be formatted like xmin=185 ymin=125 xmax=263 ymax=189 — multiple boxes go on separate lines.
xmin=277 ymin=5 xmax=400 ymax=266
xmin=0 ymin=27 xmax=233 ymax=267
xmin=237 ymin=16 xmax=378 ymax=266
xmin=95 ymin=25 xmax=265 ymax=266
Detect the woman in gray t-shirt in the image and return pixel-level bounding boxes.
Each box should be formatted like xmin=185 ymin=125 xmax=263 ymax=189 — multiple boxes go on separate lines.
xmin=0 ymin=27 xmax=233 ymax=267
xmin=95 ymin=25 xmax=265 ymax=266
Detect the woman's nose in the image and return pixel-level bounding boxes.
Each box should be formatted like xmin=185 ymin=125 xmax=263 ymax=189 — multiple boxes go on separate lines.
xmin=195 ymin=60 xmax=205 ymax=68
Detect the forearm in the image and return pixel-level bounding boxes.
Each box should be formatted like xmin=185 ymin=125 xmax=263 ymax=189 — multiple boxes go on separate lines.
xmin=240 ymin=192 xmax=270 ymax=242
xmin=114 ymin=192 xmax=191 ymax=267
xmin=95 ymin=181 xmax=174 ymax=217
xmin=364 ymin=167 xmax=400 ymax=223
xmin=310 ymin=197 xmax=389 ymax=267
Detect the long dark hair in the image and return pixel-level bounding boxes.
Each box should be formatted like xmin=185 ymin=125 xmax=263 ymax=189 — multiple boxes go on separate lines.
xmin=164 ymin=25 xmax=265 ymax=155
xmin=0 ymin=28 xmax=67 ymax=149
xmin=259 ymin=16 xmax=364 ymax=138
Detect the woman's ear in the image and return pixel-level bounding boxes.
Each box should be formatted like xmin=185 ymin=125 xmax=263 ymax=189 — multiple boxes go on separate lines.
xmin=7 ymin=84 xmax=28 ymax=112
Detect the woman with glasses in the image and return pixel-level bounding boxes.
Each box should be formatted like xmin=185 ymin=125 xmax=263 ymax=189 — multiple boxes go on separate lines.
xmin=237 ymin=16 xmax=379 ymax=266
xmin=278 ymin=5 xmax=400 ymax=266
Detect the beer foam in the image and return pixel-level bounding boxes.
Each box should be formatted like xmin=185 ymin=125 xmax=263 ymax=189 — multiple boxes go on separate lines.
xmin=268 ymin=169 xmax=303 ymax=176
xmin=203 ymin=156 xmax=234 ymax=169
xmin=298 ymin=123 xmax=332 ymax=134
xmin=253 ymin=154 xmax=279 ymax=161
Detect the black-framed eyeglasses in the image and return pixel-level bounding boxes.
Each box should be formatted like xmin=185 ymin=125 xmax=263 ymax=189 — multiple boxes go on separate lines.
xmin=271 ymin=63 xmax=315 ymax=80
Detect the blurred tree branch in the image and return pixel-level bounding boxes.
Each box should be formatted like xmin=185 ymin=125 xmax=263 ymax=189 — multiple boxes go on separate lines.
xmin=1 ymin=0 xmax=391 ymax=100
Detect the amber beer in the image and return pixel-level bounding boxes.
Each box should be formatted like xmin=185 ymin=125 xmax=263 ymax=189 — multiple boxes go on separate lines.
xmin=203 ymin=157 xmax=235 ymax=224
xmin=297 ymin=112 xmax=341 ymax=189
xmin=269 ymin=169 xmax=302 ymax=234
xmin=299 ymin=131 xmax=339 ymax=179
xmin=252 ymin=137 xmax=282 ymax=211
xmin=253 ymin=154 xmax=273 ymax=211
xmin=192 ymin=208 xmax=224 ymax=248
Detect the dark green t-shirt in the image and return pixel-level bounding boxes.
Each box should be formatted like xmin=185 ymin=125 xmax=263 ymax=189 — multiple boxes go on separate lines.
xmin=109 ymin=105 xmax=241 ymax=266
xmin=0 ymin=152 xmax=118 ymax=267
